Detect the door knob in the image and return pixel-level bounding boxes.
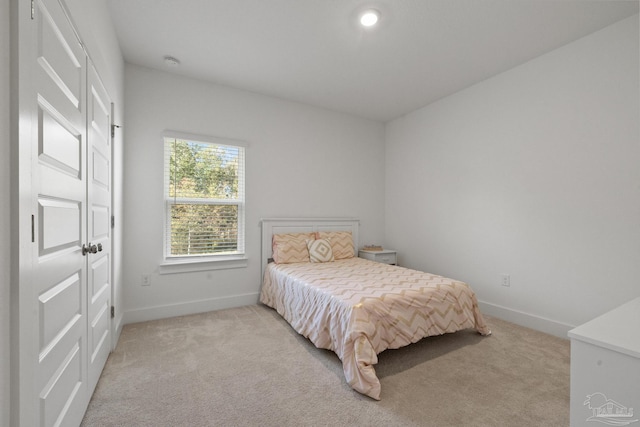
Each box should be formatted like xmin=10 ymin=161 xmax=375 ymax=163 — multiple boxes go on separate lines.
xmin=82 ymin=243 xmax=99 ymax=256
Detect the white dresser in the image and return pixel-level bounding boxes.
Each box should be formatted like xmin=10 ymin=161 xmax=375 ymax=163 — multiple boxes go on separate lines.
xmin=568 ymin=297 xmax=640 ymax=427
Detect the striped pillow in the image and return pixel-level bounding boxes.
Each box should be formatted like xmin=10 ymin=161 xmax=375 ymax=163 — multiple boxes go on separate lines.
xmin=272 ymin=232 xmax=316 ymax=264
xmin=317 ymin=231 xmax=354 ymax=259
xmin=307 ymin=239 xmax=335 ymax=263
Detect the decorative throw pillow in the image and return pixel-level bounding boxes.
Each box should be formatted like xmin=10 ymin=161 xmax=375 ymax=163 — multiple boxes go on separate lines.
xmin=272 ymin=232 xmax=316 ymax=264
xmin=317 ymin=231 xmax=354 ymax=259
xmin=307 ymin=238 xmax=335 ymax=263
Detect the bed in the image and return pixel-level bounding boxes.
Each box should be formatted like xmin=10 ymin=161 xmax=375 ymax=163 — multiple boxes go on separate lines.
xmin=259 ymin=218 xmax=491 ymax=400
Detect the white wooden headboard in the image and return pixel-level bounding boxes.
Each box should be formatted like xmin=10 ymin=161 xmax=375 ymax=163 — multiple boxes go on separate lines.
xmin=260 ymin=218 xmax=360 ymax=276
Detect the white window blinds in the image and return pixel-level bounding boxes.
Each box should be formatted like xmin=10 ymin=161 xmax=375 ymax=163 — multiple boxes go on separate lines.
xmin=164 ymin=134 xmax=245 ymax=258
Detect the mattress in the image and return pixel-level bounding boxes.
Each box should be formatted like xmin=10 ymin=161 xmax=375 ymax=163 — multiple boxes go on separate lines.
xmin=259 ymin=257 xmax=491 ymax=400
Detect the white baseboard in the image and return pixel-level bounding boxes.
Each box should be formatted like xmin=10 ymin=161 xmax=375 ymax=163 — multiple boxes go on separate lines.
xmin=123 ymin=292 xmax=260 ymax=325
xmin=122 ymin=295 xmax=573 ymax=338
xmin=478 ymin=300 xmax=575 ymax=339
xmin=110 ymin=313 xmax=124 ymax=351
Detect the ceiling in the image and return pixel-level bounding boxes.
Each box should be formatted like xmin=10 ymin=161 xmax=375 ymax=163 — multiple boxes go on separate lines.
xmin=107 ymin=0 xmax=639 ymax=122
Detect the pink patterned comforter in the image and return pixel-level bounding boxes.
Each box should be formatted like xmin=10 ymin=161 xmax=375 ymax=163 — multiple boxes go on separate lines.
xmin=259 ymin=257 xmax=491 ymax=400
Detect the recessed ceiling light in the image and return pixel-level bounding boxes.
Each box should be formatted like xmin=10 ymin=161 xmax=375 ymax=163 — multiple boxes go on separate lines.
xmin=164 ymin=56 xmax=180 ymax=66
xmin=360 ymin=9 xmax=380 ymax=27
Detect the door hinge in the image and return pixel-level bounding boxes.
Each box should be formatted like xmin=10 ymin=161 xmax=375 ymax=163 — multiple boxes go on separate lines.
xmin=111 ymin=306 xmax=115 ymax=319
xmin=31 ymin=0 xmax=35 ymax=19
xmin=31 ymin=214 xmax=35 ymax=242
xmin=111 ymin=215 xmax=115 ymax=228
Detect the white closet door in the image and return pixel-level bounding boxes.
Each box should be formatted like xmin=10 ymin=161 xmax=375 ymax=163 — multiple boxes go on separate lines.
xmin=18 ymin=0 xmax=115 ymax=423
xmin=86 ymin=61 xmax=112 ymax=395
xmin=31 ymin=0 xmax=89 ymax=425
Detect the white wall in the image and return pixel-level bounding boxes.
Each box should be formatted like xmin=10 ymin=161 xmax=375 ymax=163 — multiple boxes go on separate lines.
xmin=385 ymin=15 xmax=639 ymax=337
xmin=1 ymin=0 xmax=11 ymax=423
xmin=123 ymin=64 xmax=385 ymax=322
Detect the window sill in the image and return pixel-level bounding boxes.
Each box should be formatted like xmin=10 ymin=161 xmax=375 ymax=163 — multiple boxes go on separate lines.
xmin=159 ymin=256 xmax=248 ymax=275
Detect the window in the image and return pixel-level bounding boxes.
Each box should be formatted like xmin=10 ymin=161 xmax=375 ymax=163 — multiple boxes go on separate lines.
xmin=163 ymin=132 xmax=246 ymax=265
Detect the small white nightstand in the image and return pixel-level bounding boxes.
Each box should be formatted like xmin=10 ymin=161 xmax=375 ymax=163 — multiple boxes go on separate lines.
xmin=358 ymin=249 xmax=397 ymax=265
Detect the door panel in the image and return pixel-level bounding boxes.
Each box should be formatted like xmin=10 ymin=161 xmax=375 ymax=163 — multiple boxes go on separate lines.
xmin=37 ymin=0 xmax=83 ymax=109
xmin=40 ymin=342 xmax=83 ymax=427
xmin=39 ymin=104 xmax=82 ymax=176
xmin=89 ymin=256 xmax=109 ymax=304
xmin=39 ymin=272 xmax=82 ymax=349
xmin=89 ymin=298 xmax=110 ymax=364
xmin=91 ymin=150 xmax=110 ymax=188
xmin=91 ymin=205 xmax=110 ymax=239
xmin=38 ymin=197 xmax=81 ymax=255
xmin=87 ymin=61 xmax=112 ymax=394
xmin=33 ymin=0 xmax=88 ymax=425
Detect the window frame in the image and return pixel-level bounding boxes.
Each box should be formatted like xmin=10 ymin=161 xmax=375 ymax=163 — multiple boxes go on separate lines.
xmin=160 ymin=131 xmax=248 ymax=273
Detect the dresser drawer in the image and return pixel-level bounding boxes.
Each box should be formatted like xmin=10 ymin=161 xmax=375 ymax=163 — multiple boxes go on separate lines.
xmin=358 ymin=250 xmax=397 ymax=265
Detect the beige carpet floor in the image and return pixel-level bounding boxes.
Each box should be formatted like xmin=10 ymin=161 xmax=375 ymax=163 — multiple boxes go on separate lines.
xmin=81 ymin=304 xmax=570 ymax=426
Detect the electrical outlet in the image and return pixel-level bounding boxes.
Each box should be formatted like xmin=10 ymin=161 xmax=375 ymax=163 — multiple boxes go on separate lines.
xmin=501 ymin=274 xmax=510 ymax=287
xmin=142 ymin=274 xmax=151 ymax=286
